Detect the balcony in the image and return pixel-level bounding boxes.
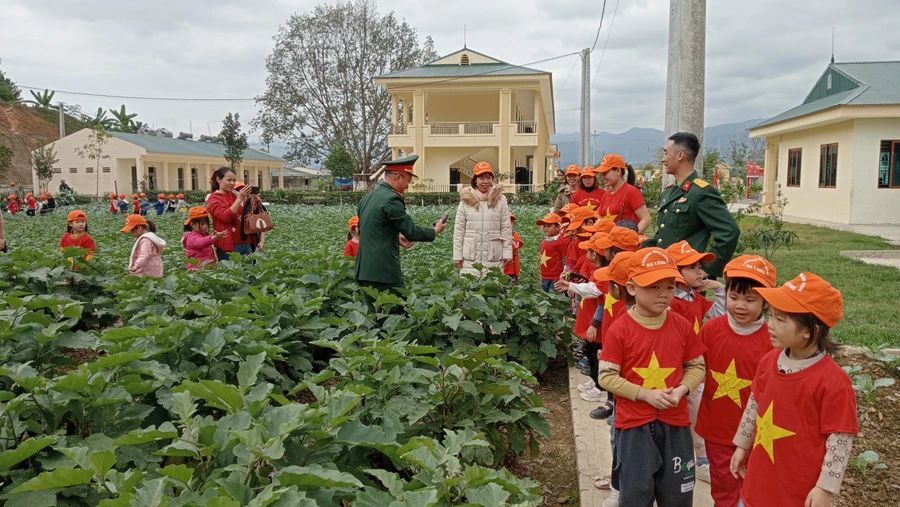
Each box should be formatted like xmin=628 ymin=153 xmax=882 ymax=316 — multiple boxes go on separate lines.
xmin=428 ymin=122 xmax=495 ymax=135
xmin=514 ymin=121 xmax=536 ymax=134
xmin=392 ymin=123 xmax=407 ymax=135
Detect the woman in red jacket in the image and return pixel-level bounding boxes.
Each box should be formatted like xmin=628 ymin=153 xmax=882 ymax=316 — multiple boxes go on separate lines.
xmin=206 ymin=167 xmax=252 ymax=261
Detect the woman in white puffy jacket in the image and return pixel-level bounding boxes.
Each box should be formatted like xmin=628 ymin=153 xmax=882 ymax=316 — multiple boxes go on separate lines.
xmin=453 ymin=161 xmax=513 ymax=278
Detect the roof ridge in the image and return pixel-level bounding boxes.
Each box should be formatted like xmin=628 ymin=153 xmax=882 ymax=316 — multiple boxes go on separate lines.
xmin=834 ymin=60 xmax=900 ymax=65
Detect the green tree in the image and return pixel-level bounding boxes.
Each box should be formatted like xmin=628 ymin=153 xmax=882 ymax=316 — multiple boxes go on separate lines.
xmin=254 ymin=0 xmax=438 ymax=173
xmin=82 ymin=107 xmax=114 ymax=129
xmin=27 ymin=89 xmax=55 ymax=108
xmin=32 ymin=144 xmax=59 ymax=194
xmin=323 ymin=144 xmax=355 ymax=182
xmin=75 ymin=125 xmax=111 ymax=195
xmin=220 ymin=112 xmax=248 ymax=170
xmin=0 ymin=144 xmax=13 ymax=182
xmin=0 ymin=59 xmax=21 ymax=104
xmin=702 ymin=149 xmax=721 ymax=180
xmin=109 ymin=104 xmax=138 ymax=132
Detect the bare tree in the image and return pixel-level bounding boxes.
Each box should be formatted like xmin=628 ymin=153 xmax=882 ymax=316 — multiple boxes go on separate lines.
xmin=32 ymin=144 xmax=59 ymax=194
xmin=253 ymin=0 xmax=437 ymax=174
xmin=75 ymin=125 xmax=111 ymax=196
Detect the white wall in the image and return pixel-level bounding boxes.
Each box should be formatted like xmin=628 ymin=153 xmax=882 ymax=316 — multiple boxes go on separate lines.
xmin=849 ymin=118 xmax=900 ymax=224
xmin=32 ymin=129 xmax=145 ymax=195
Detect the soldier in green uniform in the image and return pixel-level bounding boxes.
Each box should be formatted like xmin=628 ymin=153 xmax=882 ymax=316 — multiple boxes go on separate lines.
xmin=355 ymin=155 xmax=446 ymax=295
xmin=643 ymin=132 xmax=739 ymax=278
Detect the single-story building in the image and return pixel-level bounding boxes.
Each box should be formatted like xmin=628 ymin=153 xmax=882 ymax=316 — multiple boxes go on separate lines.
xmin=750 ymin=60 xmax=900 ymax=224
xmin=32 ymin=129 xmax=286 ymax=195
xmin=275 ymin=167 xmax=321 ymax=191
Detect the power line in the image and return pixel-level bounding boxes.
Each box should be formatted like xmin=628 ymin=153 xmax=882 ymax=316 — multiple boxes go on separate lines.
xmin=589 ymin=0 xmax=610 ymax=53
xmin=555 ymin=58 xmax=580 ymax=101
xmin=591 ymin=0 xmax=621 ymax=87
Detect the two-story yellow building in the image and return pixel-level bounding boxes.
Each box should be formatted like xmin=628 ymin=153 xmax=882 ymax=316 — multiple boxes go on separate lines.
xmin=375 ymin=48 xmax=556 ymax=192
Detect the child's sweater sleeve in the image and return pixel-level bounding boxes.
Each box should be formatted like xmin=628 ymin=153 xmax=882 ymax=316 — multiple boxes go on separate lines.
xmin=598 ymin=362 xmax=643 ymax=401
xmin=591 ymin=304 xmax=604 ymax=328
xmin=680 ymin=357 xmax=706 ymax=393
xmin=184 ymin=233 xmax=214 ymax=250
xmin=569 ymin=281 xmax=603 ymax=298
xmin=818 ymin=433 xmax=854 ymax=494
xmin=130 ymin=239 xmax=152 ymax=274
xmin=705 ymin=285 xmax=727 ymax=319
xmin=733 ymin=392 xmax=759 ymax=449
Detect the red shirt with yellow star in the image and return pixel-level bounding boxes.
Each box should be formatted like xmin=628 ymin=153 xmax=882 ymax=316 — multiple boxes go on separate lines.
xmin=570 ymin=186 xmax=607 ymax=211
xmin=573 ymin=279 xmax=607 ymax=340
xmin=695 ymin=316 xmax=773 ymax=446
xmin=565 ymin=236 xmax=585 ymax=272
xmin=600 ymin=311 xmax=706 ymax=429
xmin=669 ymin=290 xmax=713 ymax=335
xmin=504 ymin=232 xmax=523 ymax=276
xmin=600 ymin=294 xmax=626 ymax=347
xmin=741 ymin=350 xmax=858 ymax=507
xmin=539 ymin=235 xmax=566 ymax=280
xmin=597 ymin=184 xmax=645 ymax=224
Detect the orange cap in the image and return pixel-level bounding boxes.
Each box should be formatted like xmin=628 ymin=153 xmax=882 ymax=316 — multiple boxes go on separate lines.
xmin=157 ymin=193 xmax=165 ymax=198
xmin=121 ymin=214 xmax=148 ymax=232
xmin=7 ymin=195 xmax=15 ymax=200
xmin=567 ymin=206 xmax=598 ymax=229
xmin=582 ymin=219 xmax=616 ymax=235
xmin=234 ymin=181 xmax=246 ymax=189
xmin=167 ymin=194 xmax=175 ymax=199
xmin=581 ymin=166 xmax=597 ymax=177
xmin=67 ymin=210 xmax=87 ymax=222
xmin=666 ymin=240 xmax=716 ymax=267
xmin=348 ymin=215 xmax=359 ymax=229
xmin=108 ymin=193 xmax=116 ymax=199
xmin=638 ymin=234 xmax=649 ymax=244
xmin=509 ymin=212 xmax=517 ymax=222
xmin=140 ymin=193 xmax=146 ymax=198
xmin=754 ymin=273 xmax=843 ymax=327
xmin=628 ymin=247 xmax=686 ymax=287
xmin=473 ymin=161 xmax=494 ymax=177
xmin=132 ymin=194 xmax=139 ymax=199
xmin=558 ymin=203 xmax=579 ymax=216
xmin=578 ymin=232 xmax=609 ymax=253
xmin=565 ymin=164 xmax=581 ymax=176
xmin=26 ymin=192 xmax=33 ymax=198
xmin=9 ymin=182 xmax=15 ymax=186
xmin=177 ymin=193 xmax=184 ymax=199
xmin=594 ymin=251 xmax=636 ymax=286
xmin=724 ymin=255 xmax=777 ymax=289
xmin=595 ymin=226 xmax=641 ymax=252
xmin=536 ymin=212 xmax=562 ymax=226
xmin=597 ymin=154 xmax=627 ymax=173
xmin=184 ymin=206 xmax=209 ymax=225
xmin=119 ymin=193 xmax=125 ymax=198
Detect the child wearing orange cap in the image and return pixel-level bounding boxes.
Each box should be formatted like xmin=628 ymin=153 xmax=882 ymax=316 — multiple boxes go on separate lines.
xmin=691 ymin=255 xmax=777 ymax=507
xmin=344 ymin=215 xmax=360 ymax=257
xmin=563 ymin=206 xmax=598 ymax=275
xmin=176 ymin=193 xmax=188 ymax=211
xmin=60 ymin=210 xmax=96 ymax=266
xmin=121 ymin=214 xmax=165 ymax=277
xmin=166 ymin=194 xmax=177 ymax=213
xmin=131 ymin=194 xmax=141 ymax=215
xmin=153 ymin=193 xmax=166 ymax=216
xmin=667 ymin=240 xmax=727 ymax=334
xmin=25 ymin=192 xmax=37 ymax=216
xmin=536 ymin=213 xmax=565 ymax=292
xmin=570 ymin=166 xmax=607 ymax=210
xmin=731 ymin=273 xmax=857 ymax=507
xmin=7 ymin=195 xmax=19 ymax=214
xmin=116 ymin=194 xmax=127 ymax=214
xmin=598 ymin=247 xmax=706 ymax=506
xmin=108 ymin=193 xmax=118 ymax=214
xmin=183 ymin=206 xmax=227 ymax=270
xmin=503 ymin=213 xmax=523 ymax=284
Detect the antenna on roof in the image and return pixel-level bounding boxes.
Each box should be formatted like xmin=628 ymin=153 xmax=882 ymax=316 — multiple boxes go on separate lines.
xmin=464 ymin=24 xmax=467 ymax=48
xmin=831 ymin=27 xmax=835 ymax=64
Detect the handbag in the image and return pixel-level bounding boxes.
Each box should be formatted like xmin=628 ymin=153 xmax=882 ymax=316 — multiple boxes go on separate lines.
xmin=243 ymin=196 xmax=274 ymax=234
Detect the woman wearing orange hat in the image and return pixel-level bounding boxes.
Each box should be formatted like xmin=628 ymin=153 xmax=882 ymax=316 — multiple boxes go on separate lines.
xmin=570 ymin=166 xmax=607 ymax=211
xmin=344 ymin=215 xmax=360 ymax=257
xmin=553 ymin=164 xmax=583 ymax=213
xmin=121 ymin=214 xmax=166 ymax=277
xmin=60 ymin=210 xmax=96 ymax=265
xmin=453 ymin=161 xmax=513 ymax=277
xmin=597 ymin=154 xmax=651 ymax=233
xmin=183 ymin=206 xmax=227 ymax=270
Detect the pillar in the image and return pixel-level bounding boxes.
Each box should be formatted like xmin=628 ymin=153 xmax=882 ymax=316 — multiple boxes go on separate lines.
xmin=402 ymin=97 xmax=409 ymax=127
xmin=162 ymin=161 xmax=170 ymax=191
xmin=762 ymin=140 xmax=779 ymax=208
xmin=663 ymin=0 xmax=706 ymax=186
xmin=135 ymin=156 xmax=143 ymax=194
xmin=413 ymin=90 xmax=425 ymax=176
xmin=499 ymin=89 xmax=511 ymax=180
xmin=206 ymin=163 xmax=212 ymax=191
xmin=391 ymin=95 xmax=398 ymax=134
xmin=278 ymin=165 xmax=284 ymax=189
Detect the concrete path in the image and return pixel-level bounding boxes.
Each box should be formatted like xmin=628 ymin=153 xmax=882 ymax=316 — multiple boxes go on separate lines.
xmin=568 ymin=366 xmax=714 ymax=507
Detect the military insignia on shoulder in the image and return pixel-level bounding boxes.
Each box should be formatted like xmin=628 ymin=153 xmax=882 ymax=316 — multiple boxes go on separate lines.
xmin=681 ymin=180 xmax=692 ymax=192
xmin=693 ymin=178 xmax=709 ymax=188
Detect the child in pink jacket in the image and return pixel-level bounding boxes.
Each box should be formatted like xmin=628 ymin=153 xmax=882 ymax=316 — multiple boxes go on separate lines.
xmin=121 ymin=214 xmax=166 ymax=278
xmin=182 ymin=206 xmax=227 ymax=270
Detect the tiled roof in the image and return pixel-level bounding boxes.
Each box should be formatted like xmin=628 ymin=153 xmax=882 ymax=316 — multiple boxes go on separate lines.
xmin=108 ymin=131 xmax=284 ymax=162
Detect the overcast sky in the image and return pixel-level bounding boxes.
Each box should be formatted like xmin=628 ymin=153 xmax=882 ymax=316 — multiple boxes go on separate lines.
xmin=3 ymin=0 xmax=898 ymax=143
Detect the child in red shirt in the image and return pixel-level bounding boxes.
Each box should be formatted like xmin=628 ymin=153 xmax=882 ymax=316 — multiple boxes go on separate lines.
xmin=344 ymin=215 xmax=360 ymax=257
xmin=695 ymin=255 xmax=777 ymax=507
xmin=7 ymin=195 xmax=19 ymax=214
xmin=503 ymin=213 xmax=522 ymax=284
xmin=59 ymin=210 xmax=96 ymax=267
xmin=731 ymin=273 xmax=857 ymax=507
xmin=599 ymin=247 xmax=706 ymax=506
xmin=108 ymin=193 xmax=118 ymax=214
xmin=132 ymin=194 xmax=141 ymax=215
xmin=536 ymin=213 xmax=565 ymax=292
xmin=26 ymin=192 xmax=37 ymax=216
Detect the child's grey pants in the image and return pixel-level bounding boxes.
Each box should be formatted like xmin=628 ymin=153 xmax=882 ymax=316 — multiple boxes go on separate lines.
xmin=614 ymin=420 xmax=695 ymax=507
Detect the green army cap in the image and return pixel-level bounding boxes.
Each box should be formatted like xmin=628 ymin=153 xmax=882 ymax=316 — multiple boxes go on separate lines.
xmin=384 ymin=154 xmax=419 ymax=178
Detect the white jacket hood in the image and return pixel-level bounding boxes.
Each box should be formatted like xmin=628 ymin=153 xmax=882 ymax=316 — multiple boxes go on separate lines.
xmin=142 ymin=232 xmax=167 ymax=250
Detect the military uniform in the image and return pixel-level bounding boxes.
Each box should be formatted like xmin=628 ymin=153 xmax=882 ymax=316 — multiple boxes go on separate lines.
xmin=355 ymin=155 xmax=436 ymax=290
xmin=642 ymin=171 xmax=739 ymax=278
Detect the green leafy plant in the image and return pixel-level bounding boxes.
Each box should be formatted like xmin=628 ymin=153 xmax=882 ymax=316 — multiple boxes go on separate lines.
xmin=850 ymin=450 xmax=888 ymax=474
xmin=847 ymin=369 xmax=895 ymax=404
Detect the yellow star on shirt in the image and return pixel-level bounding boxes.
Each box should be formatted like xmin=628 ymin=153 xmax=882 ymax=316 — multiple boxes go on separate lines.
xmin=603 ymin=209 xmax=618 ymax=221
xmin=753 ymin=401 xmax=796 ymax=463
xmin=693 ymin=318 xmax=701 ymax=334
xmin=584 ymin=201 xmax=597 ymax=211
xmin=604 ymin=292 xmax=619 ymax=316
xmin=540 ymin=250 xmax=551 ymax=267
xmin=710 ymin=359 xmax=753 ymax=407
xmin=632 ymin=352 xmax=675 ymax=390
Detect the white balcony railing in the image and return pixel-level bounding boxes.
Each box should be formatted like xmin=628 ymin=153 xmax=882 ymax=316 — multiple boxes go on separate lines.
xmin=391 ymin=123 xmax=407 ymax=135
xmin=427 ymin=122 xmax=496 ymax=135
xmin=514 ymin=121 xmax=537 ymax=134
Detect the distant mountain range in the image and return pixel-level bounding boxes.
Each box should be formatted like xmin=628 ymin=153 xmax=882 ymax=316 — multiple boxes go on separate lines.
xmin=551 ymin=118 xmax=765 ymax=167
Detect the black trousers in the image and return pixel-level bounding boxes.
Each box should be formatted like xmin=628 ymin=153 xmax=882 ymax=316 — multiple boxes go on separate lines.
xmin=585 ymin=340 xmax=602 ymax=389
xmin=614 ymin=420 xmax=695 ymax=507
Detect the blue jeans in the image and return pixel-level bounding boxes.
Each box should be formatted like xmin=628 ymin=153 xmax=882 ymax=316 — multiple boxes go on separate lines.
xmin=541 ymin=279 xmax=557 ymax=293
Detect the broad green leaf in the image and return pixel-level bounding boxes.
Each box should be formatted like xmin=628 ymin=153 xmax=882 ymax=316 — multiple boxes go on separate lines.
xmin=113 ymin=422 xmax=178 ymax=446
xmin=238 ymin=352 xmax=267 ymax=392
xmin=87 ymin=350 xmax=145 ymax=372
xmin=132 ymin=477 xmax=167 ymax=507
xmin=466 ymin=483 xmax=510 ymax=506
xmin=101 ymin=327 xmax=152 ymax=343
xmin=178 ymin=380 xmax=243 ymax=414
xmin=390 ymin=489 xmax=440 ymax=507
xmin=90 ymin=450 xmax=117 ymax=478
xmin=51 ymin=369 xmax=90 ymax=391
xmin=457 ymin=320 xmax=486 ymax=337
xmin=207 ymin=497 xmax=241 ymax=507
xmin=364 ymin=469 xmax=405 ymax=496
xmin=276 ymin=465 xmax=363 ymax=489
xmin=97 ymin=493 xmax=135 ymax=507
xmin=159 ymin=464 xmax=193 ymax=485
xmin=3 ymin=490 xmax=57 ymax=507
xmin=354 ymin=488 xmax=395 ymax=507
xmin=874 ymin=378 xmax=895 ymax=388
xmin=0 ymin=436 xmax=57 ymax=471
xmin=11 ymin=466 xmax=94 ymax=493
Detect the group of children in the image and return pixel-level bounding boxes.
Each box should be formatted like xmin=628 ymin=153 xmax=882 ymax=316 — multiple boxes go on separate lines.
xmin=537 ymin=202 xmax=857 ymax=507
xmin=109 ymin=193 xmax=188 ymax=216
xmin=6 ymin=192 xmax=56 ymax=216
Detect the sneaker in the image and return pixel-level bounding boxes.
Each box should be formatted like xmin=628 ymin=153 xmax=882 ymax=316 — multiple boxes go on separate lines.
xmin=579 ymin=365 xmax=592 ymax=377
xmin=696 ymin=463 xmax=710 ymax=483
xmin=602 ymin=488 xmax=619 ymax=507
xmin=577 ymin=380 xmax=595 ymax=392
xmin=576 ymin=357 xmax=589 ymax=369
xmin=590 ymin=402 xmax=614 ymax=420
xmin=580 ymin=388 xmax=607 ymax=402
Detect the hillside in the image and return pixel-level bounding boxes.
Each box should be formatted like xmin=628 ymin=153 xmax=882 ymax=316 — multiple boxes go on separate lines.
xmin=0 ymin=104 xmax=84 ymax=188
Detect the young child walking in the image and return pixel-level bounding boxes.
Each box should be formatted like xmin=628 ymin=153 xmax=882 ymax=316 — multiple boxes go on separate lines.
xmin=153 ymin=194 xmax=166 ymax=216
xmin=694 ymin=255 xmax=776 ymax=507
xmin=118 ymin=194 xmax=129 ymax=214
xmin=730 ymin=273 xmax=857 ymax=507
xmin=504 ymin=213 xmax=523 ymax=284
xmin=599 ymin=247 xmax=706 ymax=507
xmin=344 ymin=215 xmax=360 ymax=257
xmin=536 ymin=212 xmax=565 ymax=293
xmin=166 ymin=194 xmax=177 ymax=213
xmin=59 ymin=210 xmax=96 ymax=266
xmin=108 ymin=193 xmax=118 ymax=214
xmin=7 ymin=195 xmax=19 ymax=214
xmin=182 ymin=206 xmax=227 ymax=270
xmin=121 ymin=214 xmax=166 ymax=278
xmin=26 ymin=192 xmax=37 ymax=216
xmin=132 ymin=194 xmax=141 ymax=215
xmin=176 ymin=193 xmax=188 ymax=211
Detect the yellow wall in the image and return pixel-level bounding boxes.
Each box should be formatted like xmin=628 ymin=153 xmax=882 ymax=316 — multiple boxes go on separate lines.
xmin=427 ymin=94 xmax=500 ymax=122
xmin=850 ymin=118 xmax=900 ymax=224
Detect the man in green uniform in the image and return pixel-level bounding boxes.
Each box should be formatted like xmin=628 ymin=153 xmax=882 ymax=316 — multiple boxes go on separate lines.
xmin=355 ymin=154 xmax=446 ymax=295
xmin=643 ymin=132 xmax=739 ymax=278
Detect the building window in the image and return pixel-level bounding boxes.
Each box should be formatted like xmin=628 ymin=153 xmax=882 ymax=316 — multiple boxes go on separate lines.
xmin=878 ymin=140 xmax=900 ymax=188
xmin=53 ymin=167 xmax=62 ymax=174
xmin=102 ymin=166 xmax=111 ymax=173
xmin=191 ymin=168 xmax=198 ymax=190
xmin=69 ymin=168 xmax=77 ymax=173
xmin=787 ymin=149 xmax=801 ymax=187
xmin=258 ymin=172 xmax=263 ymax=189
xmin=818 ymin=143 xmax=838 ymax=188
xmin=244 ymin=170 xmax=249 ymax=183
xmin=86 ymin=167 xmax=94 ymax=174
xmin=460 ymin=54 xmax=470 ymax=65
xmin=177 ymin=167 xmax=185 ymax=190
